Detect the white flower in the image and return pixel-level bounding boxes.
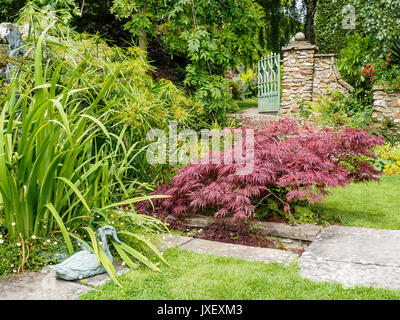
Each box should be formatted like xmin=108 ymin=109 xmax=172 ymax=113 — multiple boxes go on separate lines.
xmin=46 ymin=239 xmax=51 ymax=243
xmin=0 ymin=239 xmax=4 ymax=244
xmin=16 ymin=242 xmax=21 ymax=246
xmin=11 ymin=222 xmax=16 ymax=226
xmin=53 ymin=241 xmax=58 ymax=245
xmin=0 ymin=234 xmax=2 ymax=238
xmin=13 ymin=270 xmax=17 ymax=273
xmin=31 ymin=235 xmax=36 ymax=239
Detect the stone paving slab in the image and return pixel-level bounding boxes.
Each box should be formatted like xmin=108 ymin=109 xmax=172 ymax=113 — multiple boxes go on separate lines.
xmin=0 ymin=265 xmax=129 ymax=300
xmin=299 ymin=225 xmax=400 ymax=289
xmin=299 ymin=258 xmax=400 ymax=290
xmin=179 ymin=237 xmax=298 ymax=264
xmin=252 ymin=221 xmax=321 ymax=242
xmin=73 ymin=265 xmax=129 ymax=287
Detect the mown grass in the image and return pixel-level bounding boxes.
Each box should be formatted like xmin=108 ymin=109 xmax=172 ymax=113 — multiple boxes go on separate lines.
xmin=312 ymin=175 xmax=400 ymax=230
xmin=79 ymin=247 xmax=400 ymax=300
xmin=235 ymin=98 xmax=258 ymax=112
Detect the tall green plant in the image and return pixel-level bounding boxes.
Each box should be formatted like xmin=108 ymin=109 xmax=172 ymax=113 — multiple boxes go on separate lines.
xmin=0 ymin=27 xmax=128 ymax=241
xmin=0 ymin=30 xmax=172 ymax=284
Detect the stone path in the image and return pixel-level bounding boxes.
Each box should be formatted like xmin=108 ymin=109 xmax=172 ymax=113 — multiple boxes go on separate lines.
xmin=2 ymin=224 xmax=400 ymax=299
xmin=0 ymin=265 xmax=128 ymax=300
xmin=299 ymin=225 xmax=400 ymax=290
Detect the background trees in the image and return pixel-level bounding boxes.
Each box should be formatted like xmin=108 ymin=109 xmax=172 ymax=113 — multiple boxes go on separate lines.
xmin=315 ymin=0 xmax=400 ymax=88
xmin=257 ymin=0 xmax=304 ymax=54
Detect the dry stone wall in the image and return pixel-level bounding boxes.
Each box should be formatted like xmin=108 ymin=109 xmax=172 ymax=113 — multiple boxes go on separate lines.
xmin=280 ymin=33 xmax=399 ymax=127
xmin=313 ymin=54 xmax=354 ymax=98
xmin=372 ymin=86 xmax=400 ymax=125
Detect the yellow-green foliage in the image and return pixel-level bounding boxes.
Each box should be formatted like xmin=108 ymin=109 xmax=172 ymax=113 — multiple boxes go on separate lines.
xmin=239 ymin=68 xmax=255 ymax=84
xmin=375 ymin=143 xmax=400 ymax=175
xmin=16 ymin=6 xmax=208 ymax=139
xmin=41 ymin=35 xmax=207 ymax=137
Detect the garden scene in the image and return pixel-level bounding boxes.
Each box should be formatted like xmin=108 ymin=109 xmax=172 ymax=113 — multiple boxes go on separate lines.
xmin=0 ymin=0 xmax=399 ymax=303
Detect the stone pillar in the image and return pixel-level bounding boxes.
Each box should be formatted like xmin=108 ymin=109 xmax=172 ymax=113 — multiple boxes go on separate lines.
xmin=281 ymin=32 xmax=317 ymax=115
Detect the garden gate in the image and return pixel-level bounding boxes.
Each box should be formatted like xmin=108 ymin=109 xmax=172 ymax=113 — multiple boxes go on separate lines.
xmin=257 ymin=53 xmax=281 ymax=114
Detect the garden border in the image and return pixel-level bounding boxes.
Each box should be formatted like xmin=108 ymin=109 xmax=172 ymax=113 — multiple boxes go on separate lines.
xmin=179 ymin=215 xmax=322 ymax=242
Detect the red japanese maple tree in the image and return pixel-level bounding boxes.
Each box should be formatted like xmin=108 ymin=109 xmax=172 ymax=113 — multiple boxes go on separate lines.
xmin=136 ymin=119 xmax=384 ymax=221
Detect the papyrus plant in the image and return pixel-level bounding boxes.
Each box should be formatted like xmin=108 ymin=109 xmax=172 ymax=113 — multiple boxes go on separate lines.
xmin=0 ymin=28 xmax=171 ymax=282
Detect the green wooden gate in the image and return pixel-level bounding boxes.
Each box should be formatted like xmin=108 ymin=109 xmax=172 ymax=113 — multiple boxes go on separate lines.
xmin=257 ymin=53 xmax=281 ymax=114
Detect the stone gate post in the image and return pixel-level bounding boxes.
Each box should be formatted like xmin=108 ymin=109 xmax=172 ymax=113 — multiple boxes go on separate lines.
xmin=281 ymin=32 xmax=317 ymax=115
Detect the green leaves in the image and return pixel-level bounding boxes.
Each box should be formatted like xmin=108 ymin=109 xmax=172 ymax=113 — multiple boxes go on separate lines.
xmin=0 ymin=34 xmax=123 ymax=242
xmin=0 ymin=4 xmax=179 ymax=285
xmin=46 ymin=204 xmax=74 ymax=255
xmin=389 ymin=38 xmax=400 ymax=66
xmin=110 ymin=0 xmax=264 ymax=126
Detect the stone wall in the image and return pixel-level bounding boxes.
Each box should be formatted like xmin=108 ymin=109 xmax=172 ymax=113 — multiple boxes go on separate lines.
xmin=372 ymin=86 xmax=400 ymax=125
xmin=281 ymin=33 xmax=353 ymax=115
xmin=313 ymin=54 xmax=354 ymax=98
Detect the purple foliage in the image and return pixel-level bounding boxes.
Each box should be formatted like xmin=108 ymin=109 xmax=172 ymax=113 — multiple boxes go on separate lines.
xmin=136 ymin=119 xmax=384 ymax=221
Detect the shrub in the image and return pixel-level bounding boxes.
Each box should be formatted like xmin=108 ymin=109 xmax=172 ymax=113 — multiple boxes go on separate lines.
xmin=389 ymin=38 xmax=400 ymax=66
xmin=0 ymin=10 xmax=171 ymax=281
xmin=137 ymin=119 xmax=384 ymax=221
xmin=337 ymin=34 xmax=376 ymax=90
xmin=16 ymin=4 xmax=208 ymax=186
xmin=230 ymin=80 xmax=243 ymax=100
xmin=300 ymin=90 xmax=373 ymax=129
xmin=373 ymin=143 xmax=400 ymax=175
xmin=0 ymin=225 xmax=70 ymax=276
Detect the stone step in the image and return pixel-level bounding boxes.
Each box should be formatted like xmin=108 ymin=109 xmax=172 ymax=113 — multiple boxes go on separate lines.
xmin=0 ymin=264 xmax=129 ymax=300
xmin=158 ymin=234 xmax=298 ymax=264
xmin=299 ymin=225 xmax=400 ymax=289
xmin=181 ymin=215 xmax=321 ymax=242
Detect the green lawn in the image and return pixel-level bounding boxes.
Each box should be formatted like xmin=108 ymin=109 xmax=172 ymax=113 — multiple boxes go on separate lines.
xmin=79 ymin=247 xmax=400 ymax=300
xmin=313 ymin=176 xmax=400 ymax=230
xmin=79 ymin=176 xmax=400 ymax=300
